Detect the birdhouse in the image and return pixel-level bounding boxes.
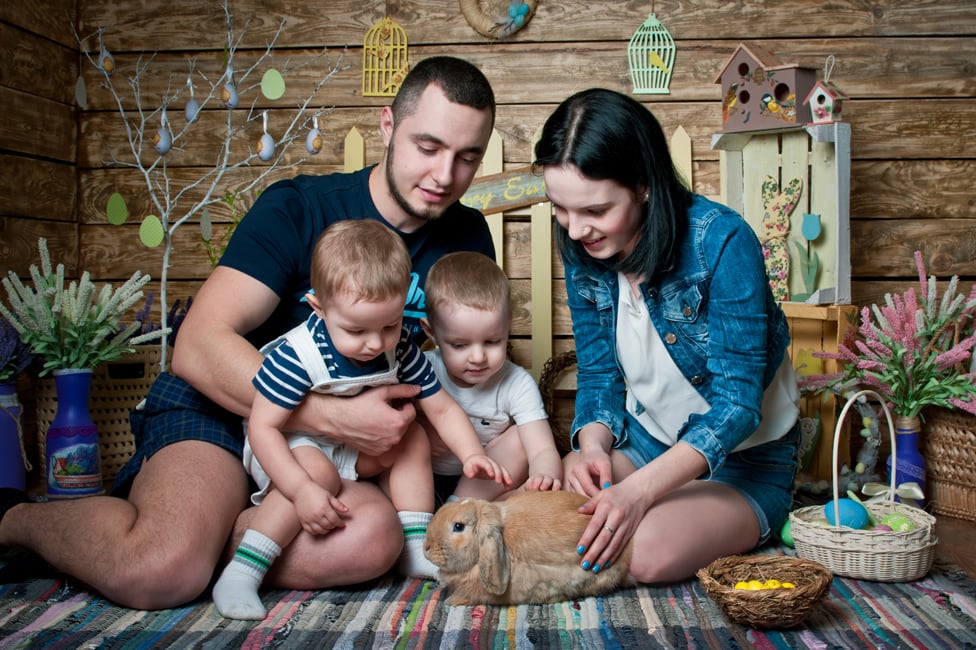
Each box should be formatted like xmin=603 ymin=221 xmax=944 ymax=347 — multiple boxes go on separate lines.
xmin=804 ymin=80 xmax=849 ymax=124
xmin=714 ymin=43 xmax=817 ymax=132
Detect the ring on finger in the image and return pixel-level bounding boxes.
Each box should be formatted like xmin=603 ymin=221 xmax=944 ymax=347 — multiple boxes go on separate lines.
xmin=603 ymin=524 xmax=615 ymax=535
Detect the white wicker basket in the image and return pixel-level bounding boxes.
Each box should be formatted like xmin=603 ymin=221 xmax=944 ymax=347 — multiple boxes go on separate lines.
xmin=790 ymin=390 xmax=938 ymax=582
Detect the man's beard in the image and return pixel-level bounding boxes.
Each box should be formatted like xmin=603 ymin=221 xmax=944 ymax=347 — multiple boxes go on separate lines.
xmin=385 ymin=140 xmax=440 ymax=223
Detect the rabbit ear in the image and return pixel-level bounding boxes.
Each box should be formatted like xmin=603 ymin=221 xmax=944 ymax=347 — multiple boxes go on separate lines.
xmin=476 ymin=502 xmax=510 ymax=596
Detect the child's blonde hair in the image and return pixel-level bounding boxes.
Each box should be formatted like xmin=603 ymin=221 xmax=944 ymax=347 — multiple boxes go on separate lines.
xmin=311 ymin=220 xmax=411 ymax=302
xmin=424 ymin=252 xmax=510 ymax=326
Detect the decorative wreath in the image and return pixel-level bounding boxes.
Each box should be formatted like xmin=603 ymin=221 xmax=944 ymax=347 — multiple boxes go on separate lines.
xmin=460 ymin=0 xmax=538 ymax=39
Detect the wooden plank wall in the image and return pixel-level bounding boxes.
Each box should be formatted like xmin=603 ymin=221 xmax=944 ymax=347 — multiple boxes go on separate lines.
xmin=0 ymin=0 xmax=79 ymax=271
xmin=2 ymin=0 xmax=975 ymax=373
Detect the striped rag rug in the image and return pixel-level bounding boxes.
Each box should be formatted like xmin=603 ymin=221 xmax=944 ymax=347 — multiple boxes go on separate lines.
xmin=2 ymin=551 xmax=975 ymax=649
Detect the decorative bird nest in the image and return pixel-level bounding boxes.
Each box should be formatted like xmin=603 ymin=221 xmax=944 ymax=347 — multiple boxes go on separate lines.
xmin=460 ymin=0 xmax=537 ymax=39
xmin=697 ymin=555 xmax=832 ymax=629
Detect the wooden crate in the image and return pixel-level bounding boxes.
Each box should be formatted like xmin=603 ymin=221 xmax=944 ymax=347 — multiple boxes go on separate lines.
xmin=783 ymin=302 xmax=857 ymax=481
xmin=712 ymin=123 xmax=851 ymax=305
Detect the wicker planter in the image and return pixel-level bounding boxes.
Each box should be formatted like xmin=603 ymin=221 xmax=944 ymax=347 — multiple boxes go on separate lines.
xmin=36 ymin=345 xmax=164 ymax=483
xmin=923 ymin=407 xmax=976 ymax=522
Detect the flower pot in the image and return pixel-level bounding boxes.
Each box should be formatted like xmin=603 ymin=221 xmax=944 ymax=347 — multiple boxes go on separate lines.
xmin=44 ymin=369 xmax=103 ymax=499
xmin=0 ymin=382 xmax=27 ymax=490
xmin=885 ymin=415 xmax=925 ymax=508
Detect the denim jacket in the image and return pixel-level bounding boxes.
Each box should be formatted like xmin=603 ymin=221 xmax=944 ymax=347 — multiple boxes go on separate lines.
xmin=565 ymin=195 xmax=791 ymax=474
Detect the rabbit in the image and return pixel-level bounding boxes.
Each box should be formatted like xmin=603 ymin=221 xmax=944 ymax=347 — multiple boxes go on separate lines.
xmin=424 ymin=490 xmax=634 ymax=605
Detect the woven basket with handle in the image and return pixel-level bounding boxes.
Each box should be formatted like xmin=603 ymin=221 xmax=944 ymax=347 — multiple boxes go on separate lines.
xmin=790 ymin=389 xmax=937 ymax=582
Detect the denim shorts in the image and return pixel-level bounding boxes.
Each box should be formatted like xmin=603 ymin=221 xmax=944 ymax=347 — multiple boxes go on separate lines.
xmin=617 ymin=413 xmax=800 ymax=545
xmin=110 ymin=373 xmax=246 ymax=498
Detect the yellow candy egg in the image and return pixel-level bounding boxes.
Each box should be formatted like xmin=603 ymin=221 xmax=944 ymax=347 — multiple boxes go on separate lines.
xmin=764 ymin=579 xmax=782 ymax=589
xmin=734 ymin=581 xmax=749 ymax=590
xmin=747 ymin=580 xmax=764 ymax=590
xmin=782 ymin=582 xmax=796 ymax=589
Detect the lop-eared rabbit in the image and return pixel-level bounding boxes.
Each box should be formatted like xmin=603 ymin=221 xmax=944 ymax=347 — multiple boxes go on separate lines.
xmin=424 ymin=491 xmax=634 ymax=605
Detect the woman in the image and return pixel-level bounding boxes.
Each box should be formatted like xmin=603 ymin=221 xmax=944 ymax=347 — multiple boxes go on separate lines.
xmin=534 ymin=88 xmax=800 ymax=583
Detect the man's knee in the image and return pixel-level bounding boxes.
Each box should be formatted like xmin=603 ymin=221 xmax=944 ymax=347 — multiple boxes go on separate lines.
xmin=104 ymin=544 xmax=218 ymax=610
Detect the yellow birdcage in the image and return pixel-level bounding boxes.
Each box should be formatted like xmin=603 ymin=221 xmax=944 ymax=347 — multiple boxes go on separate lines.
xmin=362 ymin=17 xmax=409 ymax=97
xmin=628 ymin=14 xmax=675 ymax=95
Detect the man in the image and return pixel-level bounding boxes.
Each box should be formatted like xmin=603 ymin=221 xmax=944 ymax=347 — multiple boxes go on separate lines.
xmin=0 ymin=56 xmax=496 ymax=609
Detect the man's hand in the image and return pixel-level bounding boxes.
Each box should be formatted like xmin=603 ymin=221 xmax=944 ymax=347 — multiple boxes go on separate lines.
xmin=295 ymin=383 xmax=421 ymax=456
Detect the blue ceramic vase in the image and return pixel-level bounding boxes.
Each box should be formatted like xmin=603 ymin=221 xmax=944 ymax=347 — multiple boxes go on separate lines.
xmin=0 ymin=382 xmax=26 ymax=490
xmin=45 ymin=369 xmax=103 ymax=498
xmin=885 ymin=415 xmax=925 ymax=507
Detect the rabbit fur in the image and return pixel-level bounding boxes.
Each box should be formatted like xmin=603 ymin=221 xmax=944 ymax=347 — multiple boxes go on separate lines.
xmin=424 ymin=490 xmax=634 ymax=605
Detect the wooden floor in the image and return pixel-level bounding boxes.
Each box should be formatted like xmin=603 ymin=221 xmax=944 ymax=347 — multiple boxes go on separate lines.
xmin=934 ymin=515 xmax=976 ymax=578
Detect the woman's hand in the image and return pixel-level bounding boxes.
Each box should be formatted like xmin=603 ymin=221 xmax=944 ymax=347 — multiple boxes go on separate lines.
xmin=566 ymin=447 xmax=613 ymax=498
xmin=575 ymin=479 xmax=649 ymax=574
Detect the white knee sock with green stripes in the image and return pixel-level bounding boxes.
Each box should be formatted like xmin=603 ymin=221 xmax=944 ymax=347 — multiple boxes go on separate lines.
xmin=212 ymin=529 xmax=281 ymax=620
xmin=397 ymin=511 xmax=439 ymax=580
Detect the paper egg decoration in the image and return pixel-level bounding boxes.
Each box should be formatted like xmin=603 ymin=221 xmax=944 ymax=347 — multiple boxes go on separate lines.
xmin=258 ymin=132 xmax=275 ymax=161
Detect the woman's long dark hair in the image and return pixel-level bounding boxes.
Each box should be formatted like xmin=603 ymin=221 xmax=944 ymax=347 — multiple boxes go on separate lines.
xmin=533 ymin=89 xmax=691 ymax=279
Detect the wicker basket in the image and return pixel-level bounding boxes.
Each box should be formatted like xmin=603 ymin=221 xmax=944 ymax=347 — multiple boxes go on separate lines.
xmin=697 ymin=554 xmax=832 ymax=629
xmin=36 ymin=345 xmax=163 ymax=482
xmin=790 ymin=390 xmax=938 ymax=582
xmin=923 ymin=407 xmax=976 ymax=522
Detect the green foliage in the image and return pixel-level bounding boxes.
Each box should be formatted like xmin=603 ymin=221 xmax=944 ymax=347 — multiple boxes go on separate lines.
xmin=200 ymin=190 xmax=255 ymax=268
xmin=0 ymin=238 xmax=168 ymax=375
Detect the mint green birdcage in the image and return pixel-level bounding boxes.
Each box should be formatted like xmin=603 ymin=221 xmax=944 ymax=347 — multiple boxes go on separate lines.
xmin=628 ymin=14 xmax=675 ymax=95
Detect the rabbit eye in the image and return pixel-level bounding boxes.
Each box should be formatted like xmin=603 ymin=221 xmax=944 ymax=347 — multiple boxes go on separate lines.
xmin=452 ymin=522 xmax=466 ymax=533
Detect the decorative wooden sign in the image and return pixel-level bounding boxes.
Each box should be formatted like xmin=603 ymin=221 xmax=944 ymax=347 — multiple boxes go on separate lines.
xmin=460 ymin=165 xmax=546 ymax=215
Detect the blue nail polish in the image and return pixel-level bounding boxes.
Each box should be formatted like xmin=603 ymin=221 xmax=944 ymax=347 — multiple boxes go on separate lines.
xmin=605 ymin=559 xmax=612 ymax=568
xmin=581 ymin=560 xmax=591 ymax=570
xmin=603 ymin=481 xmax=612 ymax=488
xmin=592 ymin=564 xmax=601 ymax=573
xmin=577 ymin=545 xmax=585 ymax=555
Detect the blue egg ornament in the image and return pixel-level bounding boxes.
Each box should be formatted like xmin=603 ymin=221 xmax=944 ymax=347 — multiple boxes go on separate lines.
xmin=824 ymin=497 xmax=869 ymax=529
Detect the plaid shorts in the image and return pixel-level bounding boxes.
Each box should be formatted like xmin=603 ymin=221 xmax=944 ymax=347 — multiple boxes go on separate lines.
xmin=110 ymin=373 xmax=246 ymax=498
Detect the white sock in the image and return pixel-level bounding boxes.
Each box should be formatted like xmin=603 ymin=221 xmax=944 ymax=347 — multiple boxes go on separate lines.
xmin=397 ymin=511 xmax=439 ymax=580
xmin=212 ymin=529 xmax=281 ymax=620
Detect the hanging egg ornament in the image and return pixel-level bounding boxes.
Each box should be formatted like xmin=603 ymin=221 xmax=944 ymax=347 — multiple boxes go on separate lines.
xmin=98 ymin=47 xmax=116 ymax=75
xmin=222 ymin=82 xmax=239 ymax=109
xmin=305 ymin=116 xmax=323 ymax=155
xmin=153 ymin=108 xmax=172 ymax=155
xmin=184 ymin=78 xmax=200 ymax=123
xmin=221 ymin=64 xmax=238 ymax=109
xmin=257 ymin=111 xmax=275 ymax=162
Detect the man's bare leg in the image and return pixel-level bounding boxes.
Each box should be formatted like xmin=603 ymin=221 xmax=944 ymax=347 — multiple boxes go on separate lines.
xmin=230 ymin=478 xmax=402 ymax=589
xmin=0 ymin=441 xmax=248 ymax=609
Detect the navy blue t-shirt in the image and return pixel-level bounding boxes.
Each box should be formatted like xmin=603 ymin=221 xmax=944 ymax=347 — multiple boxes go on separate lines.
xmin=219 ymin=166 xmax=495 ymax=349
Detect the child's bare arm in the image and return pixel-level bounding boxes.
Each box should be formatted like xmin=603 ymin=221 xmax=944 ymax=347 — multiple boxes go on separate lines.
xmin=518 ymin=419 xmax=563 ymax=491
xmin=419 ymin=390 xmax=512 ymax=486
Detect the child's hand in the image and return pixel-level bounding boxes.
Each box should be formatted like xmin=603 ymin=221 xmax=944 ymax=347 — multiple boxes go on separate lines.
xmin=462 ymin=454 xmax=512 ymax=487
xmin=523 ymin=473 xmax=562 ymax=492
xmin=294 ymin=481 xmax=349 ymax=535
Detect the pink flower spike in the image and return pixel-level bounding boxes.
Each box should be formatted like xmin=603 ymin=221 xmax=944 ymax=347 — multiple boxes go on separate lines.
xmin=948 ymin=397 xmax=976 ymax=416
xmin=915 ymin=251 xmax=928 ymax=300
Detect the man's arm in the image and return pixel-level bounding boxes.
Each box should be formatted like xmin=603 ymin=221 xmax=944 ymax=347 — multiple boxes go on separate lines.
xmin=171 ymin=266 xmax=420 ymax=455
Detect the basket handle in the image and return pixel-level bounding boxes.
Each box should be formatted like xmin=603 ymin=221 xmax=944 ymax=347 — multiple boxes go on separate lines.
xmin=830 ymin=389 xmax=897 ymax=525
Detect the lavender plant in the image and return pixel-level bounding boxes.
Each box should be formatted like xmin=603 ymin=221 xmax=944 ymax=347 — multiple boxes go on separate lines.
xmin=0 ymin=316 xmax=34 ymax=382
xmin=800 ymin=251 xmax=976 ymax=417
xmin=0 ymin=239 xmax=168 ymax=375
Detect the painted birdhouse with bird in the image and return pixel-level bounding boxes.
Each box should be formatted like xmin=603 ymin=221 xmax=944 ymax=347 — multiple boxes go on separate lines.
xmin=804 ymin=80 xmax=848 ymax=124
xmin=714 ymin=43 xmax=817 ymax=132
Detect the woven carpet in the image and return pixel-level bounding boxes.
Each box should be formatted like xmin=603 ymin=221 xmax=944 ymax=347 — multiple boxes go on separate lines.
xmin=2 ymin=548 xmax=975 ymax=649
